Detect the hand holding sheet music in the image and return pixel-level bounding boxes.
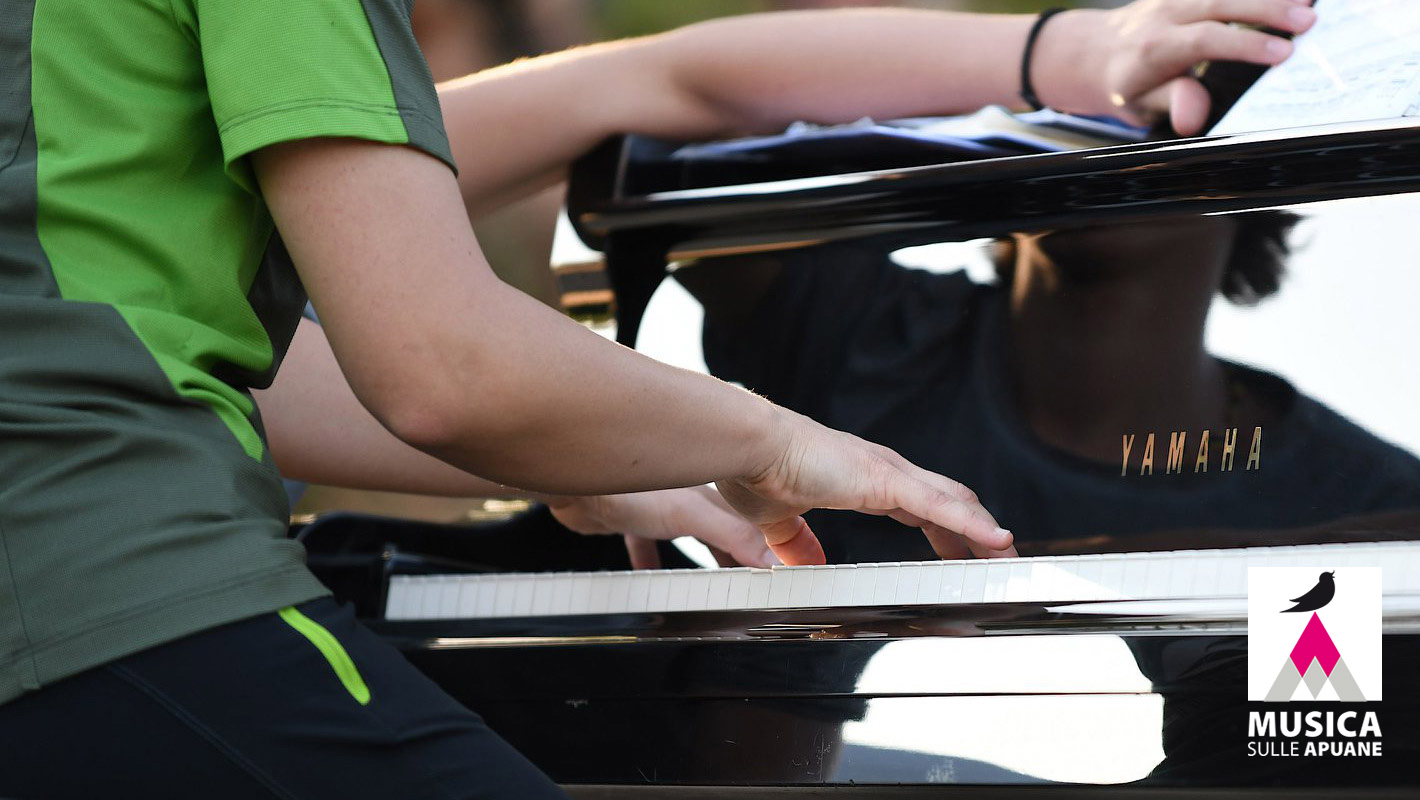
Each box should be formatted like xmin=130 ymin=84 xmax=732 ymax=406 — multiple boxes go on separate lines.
xmin=1212 ymin=0 xmax=1420 ymax=135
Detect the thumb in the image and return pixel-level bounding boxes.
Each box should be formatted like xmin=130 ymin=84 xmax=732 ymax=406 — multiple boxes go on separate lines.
xmin=758 ymin=516 xmax=826 ymax=566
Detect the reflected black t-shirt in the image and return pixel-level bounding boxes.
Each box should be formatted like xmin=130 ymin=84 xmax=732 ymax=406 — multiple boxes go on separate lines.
xmin=702 ymin=244 xmax=1420 ymax=563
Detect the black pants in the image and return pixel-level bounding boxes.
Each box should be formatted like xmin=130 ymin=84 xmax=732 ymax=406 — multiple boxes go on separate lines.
xmin=0 ymin=598 xmax=567 ymax=800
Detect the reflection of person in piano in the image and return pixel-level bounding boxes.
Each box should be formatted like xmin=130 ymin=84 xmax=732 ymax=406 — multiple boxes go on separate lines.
xmin=0 ymin=1 xmax=1324 ymax=798
xmin=679 ymin=212 xmax=1420 ymax=564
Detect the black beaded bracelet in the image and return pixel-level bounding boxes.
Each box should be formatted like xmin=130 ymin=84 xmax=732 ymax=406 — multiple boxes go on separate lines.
xmin=1020 ymin=7 xmax=1067 ymax=112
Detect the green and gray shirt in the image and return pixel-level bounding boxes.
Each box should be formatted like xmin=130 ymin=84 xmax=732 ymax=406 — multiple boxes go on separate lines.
xmin=0 ymin=0 xmax=453 ymax=704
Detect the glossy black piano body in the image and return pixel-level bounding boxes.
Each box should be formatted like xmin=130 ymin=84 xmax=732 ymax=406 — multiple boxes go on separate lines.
xmin=302 ymin=119 xmax=1420 ymax=796
xmin=367 ymin=601 xmax=1420 ymax=797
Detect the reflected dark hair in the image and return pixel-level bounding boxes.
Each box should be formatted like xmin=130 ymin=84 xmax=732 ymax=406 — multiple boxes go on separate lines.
xmin=993 ymin=211 xmax=1303 ymax=305
xmin=1220 ymin=210 xmax=1302 ymax=305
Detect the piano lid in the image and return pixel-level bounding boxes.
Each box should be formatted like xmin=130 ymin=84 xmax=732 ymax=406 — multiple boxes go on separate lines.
xmin=568 ymin=120 xmax=1420 ymax=257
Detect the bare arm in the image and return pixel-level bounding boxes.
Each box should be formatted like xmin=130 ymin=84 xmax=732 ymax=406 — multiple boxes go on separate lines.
xmin=254 ymin=140 xmax=1011 ymax=565
xmin=440 ymin=1 xmax=1314 ymax=214
xmin=255 ymin=318 xmax=781 ymax=566
xmin=258 ymin=318 xmax=509 ymax=498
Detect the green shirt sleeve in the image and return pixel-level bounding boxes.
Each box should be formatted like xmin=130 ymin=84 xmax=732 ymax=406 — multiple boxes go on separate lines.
xmin=179 ymin=0 xmax=454 ymax=187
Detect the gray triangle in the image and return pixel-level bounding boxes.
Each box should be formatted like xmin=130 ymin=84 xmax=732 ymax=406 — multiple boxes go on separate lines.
xmin=1302 ymin=659 xmax=1328 ymax=698
xmin=1265 ymin=659 xmax=1303 ymax=702
xmin=1328 ymin=657 xmax=1367 ymax=702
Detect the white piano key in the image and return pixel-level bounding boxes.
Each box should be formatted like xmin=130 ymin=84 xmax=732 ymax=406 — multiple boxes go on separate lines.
xmin=960 ymin=561 xmax=987 ymax=604
xmin=1215 ymin=553 xmax=1248 ymax=597
xmin=727 ymin=569 xmax=753 ymax=609
xmin=586 ymin=575 xmax=612 ymax=614
xmin=648 ymin=571 xmax=673 ymax=612
xmin=568 ymin=573 xmax=594 ymax=614
xmin=895 ymin=563 xmax=923 ymax=605
xmin=1195 ymin=555 xmax=1220 ymax=599
xmin=748 ymin=569 xmax=774 ymax=608
xmin=1004 ymin=561 xmax=1033 ymax=603
xmin=607 ymin=573 xmax=633 ymax=614
xmin=1097 ymin=557 xmax=1126 ymax=601
xmin=551 ymin=574 xmax=573 ymax=615
xmin=626 ymin=571 xmax=654 ymax=613
xmin=385 ymin=578 xmax=413 ymax=619
xmin=937 ymin=562 xmax=965 ymax=604
xmin=513 ymin=577 xmax=537 ymax=617
xmin=685 ymin=571 xmax=713 ymax=611
xmin=1167 ymin=556 xmax=1196 ymax=599
xmin=401 ymin=577 xmax=423 ymax=619
xmin=419 ymin=577 xmax=443 ymax=619
xmin=810 ymin=566 xmax=837 ymax=607
xmin=666 ymin=570 xmax=692 ymax=612
xmin=851 ymin=565 xmax=878 ymax=606
xmin=492 ymin=575 xmax=517 ymax=617
xmin=706 ymin=570 xmax=736 ymax=611
xmin=526 ymin=576 xmax=552 ymax=616
xmin=788 ymin=568 xmax=816 ymax=608
xmin=830 ymin=565 xmax=859 ymax=606
xmin=437 ymin=577 xmax=460 ymax=618
xmin=1335 ymin=547 xmax=1370 ymax=569
xmin=1141 ymin=554 xmax=1164 ymax=596
xmin=1074 ymin=556 xmax=1106 ymax=602
xmin=457 ymin=578 xmax=484 ymax=618
xmin=1391 ymin=550 xmax=1420 ymax=592
xmin=872 ymin=564 xmax=901 ymax=606
xmin=982 ymin=560 xmax=1009 ymax=603
xmin=916 ymin=563 xmax=942 ymax=604
xmin=1272 ymin=546 xmax=1312 ymax=569
xmin=767 ymin=568 xmax=794 ymax=609
xmin=1121 ymin=553 xmax=1152 ymax=600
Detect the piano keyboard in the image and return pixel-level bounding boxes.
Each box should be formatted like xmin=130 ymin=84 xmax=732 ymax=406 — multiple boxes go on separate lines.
xmin=385 ymin=541 xmax=1420 ymax=621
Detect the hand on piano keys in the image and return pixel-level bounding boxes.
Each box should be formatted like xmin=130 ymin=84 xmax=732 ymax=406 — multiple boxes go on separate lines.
xmin=547 ymin=485 xmax=779 ymax=569
xmin=556 ymin=416 xmax=1017 ymax=569
xmin=714 ymin=422 xmax=1015 ymax=565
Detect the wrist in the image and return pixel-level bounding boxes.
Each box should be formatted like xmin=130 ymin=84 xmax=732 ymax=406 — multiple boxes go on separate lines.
xmin=1027 ymin=8 xmax=1112 ymax=115
xmin=737 ymin=392 xmax=794 ymax=488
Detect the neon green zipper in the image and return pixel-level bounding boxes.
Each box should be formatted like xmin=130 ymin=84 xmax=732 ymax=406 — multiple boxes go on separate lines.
xmin=278 ymin=606 xmax=372 ymax=706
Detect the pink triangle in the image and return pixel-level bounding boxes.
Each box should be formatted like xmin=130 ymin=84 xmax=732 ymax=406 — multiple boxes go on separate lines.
xmin=1289 ymin=612 xmax=1341 ymax=676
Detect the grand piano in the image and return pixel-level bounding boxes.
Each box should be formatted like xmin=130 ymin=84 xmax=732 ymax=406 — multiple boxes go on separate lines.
xmin=298 ymin=112 xmax=1420 ymax=797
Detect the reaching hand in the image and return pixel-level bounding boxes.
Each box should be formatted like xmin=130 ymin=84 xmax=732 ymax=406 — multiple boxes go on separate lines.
xmin=1040 ymin=0 xmax=1317 ymax=135
xmin=548 ymin=486 xmax=779 ymax=570
xmin=717 ymin=409 xmax=1016 ymax=566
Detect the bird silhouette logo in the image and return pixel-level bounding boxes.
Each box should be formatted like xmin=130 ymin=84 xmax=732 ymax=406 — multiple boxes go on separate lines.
xmin=1282 ymin=571 xmax=1335 ymax=614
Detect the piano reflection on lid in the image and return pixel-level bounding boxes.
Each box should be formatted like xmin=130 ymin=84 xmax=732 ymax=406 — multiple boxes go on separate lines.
xmin=679 ymin=212 xmax=1420 ymax=564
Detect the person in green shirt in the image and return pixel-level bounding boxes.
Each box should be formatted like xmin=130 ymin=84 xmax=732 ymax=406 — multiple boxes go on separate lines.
xmin=0 ymin=0 xmax=1312 ymax=796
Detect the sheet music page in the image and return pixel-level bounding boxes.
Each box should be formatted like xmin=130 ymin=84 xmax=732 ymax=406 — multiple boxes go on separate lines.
xmin=1212 ymin=0 xmax=1420 ymax=135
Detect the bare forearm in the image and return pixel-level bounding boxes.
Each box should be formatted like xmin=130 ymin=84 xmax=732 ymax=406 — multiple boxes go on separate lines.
xmin=438 ymin=10 xmax=1048 ymax=214
xmin=409 ymin=280 xmax=785 ymax=495
xmin=255 ymin=319 xmax=522 ymax=498
xmin=256 ymin=312 xmax=764 ymax=501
